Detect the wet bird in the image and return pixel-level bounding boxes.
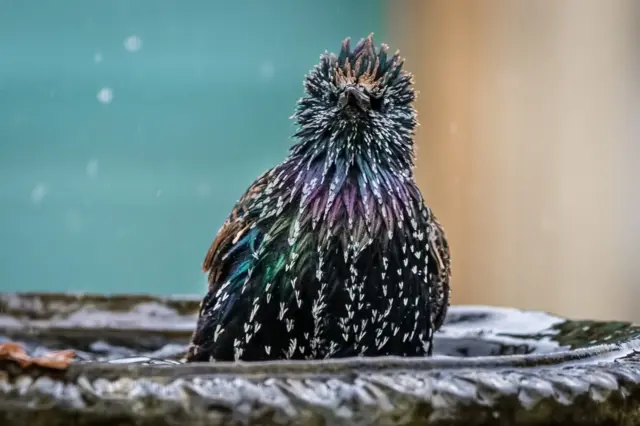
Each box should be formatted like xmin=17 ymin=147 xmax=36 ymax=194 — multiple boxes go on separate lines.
xmin=186 ymin=34 xmax=451 ymax=362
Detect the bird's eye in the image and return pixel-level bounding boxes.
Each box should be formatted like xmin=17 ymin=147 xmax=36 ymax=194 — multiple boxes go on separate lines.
xmin=369 ymin=93 xmax=384 ymax=111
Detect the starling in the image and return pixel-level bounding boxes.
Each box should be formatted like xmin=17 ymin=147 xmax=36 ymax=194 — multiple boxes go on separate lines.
xmin=186 ymin=34 xmax=451 ymax=362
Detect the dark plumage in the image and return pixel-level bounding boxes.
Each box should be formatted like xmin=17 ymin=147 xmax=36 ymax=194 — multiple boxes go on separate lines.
xmin=186 ymin=34 xmax=451 ymax=362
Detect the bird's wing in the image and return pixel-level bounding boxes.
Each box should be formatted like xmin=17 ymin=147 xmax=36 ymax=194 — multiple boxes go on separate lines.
xmin=186 ymin=171 xmax=274 ymax=361
xmin=428 ymin=212 xmax=451 ymax=330
xmin=201 ymin=170 xmax=269 ymax=287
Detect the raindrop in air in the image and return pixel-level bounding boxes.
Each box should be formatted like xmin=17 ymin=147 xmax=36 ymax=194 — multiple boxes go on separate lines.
xmin=94 ymin=53 xmax=103 ymax=64
xmin=96 ymin=88 xmax=113 ymax=104
xmin=30 ymin=184 xmax=48 ymax=205
xmin=124 ymin=35 xmax=142 ymax=52
xmin=195 ymin=183 xmax=212 ymax=199
xmin=260 ymin=61 xmax=275 ymax=80
xmin=86 ymin=160 xmax=99 ymax=178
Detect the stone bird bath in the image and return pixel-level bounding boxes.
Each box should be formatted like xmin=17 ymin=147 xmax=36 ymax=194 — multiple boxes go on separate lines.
xmin=1 ymin=292 xmax=639 ymax=425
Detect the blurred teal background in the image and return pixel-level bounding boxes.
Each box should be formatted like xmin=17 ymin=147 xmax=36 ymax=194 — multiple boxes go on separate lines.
xmin=0 ymin=0 xmax=385 ymax=294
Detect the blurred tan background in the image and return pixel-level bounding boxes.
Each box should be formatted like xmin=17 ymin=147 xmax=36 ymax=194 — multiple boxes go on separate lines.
xmin=389 ymin=0 xmax=639 ymax=321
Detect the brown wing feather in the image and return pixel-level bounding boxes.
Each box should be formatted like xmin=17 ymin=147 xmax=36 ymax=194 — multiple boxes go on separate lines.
xmin=429 ymin=214 xmax=451 ymax=331
xmin=202 ymin=171 xmax=270 ymax=288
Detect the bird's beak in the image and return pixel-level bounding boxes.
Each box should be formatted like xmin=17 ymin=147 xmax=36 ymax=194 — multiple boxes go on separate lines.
xmin=339 ymin=86 xmax=370 ymax=111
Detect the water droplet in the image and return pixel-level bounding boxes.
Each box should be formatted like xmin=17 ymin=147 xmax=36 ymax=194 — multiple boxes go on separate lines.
xmin=86 ymin=159 xmax=99 ymax=178
xmin=94 ymin=52 xmax=103 ymax=64
xmin=156 ymin=189 xmax=162 ymax=197
xmin=96 ymin=88 xmax=113 ymax=104
xmin=195 ymin=183 xmax=212 ymax=198
xmin=124 ymin=35 xmax=142 ymax=52
xmin=260 ymin=61 xmax=275 ymax=80
xmin=30 ymin=184 xmax=48 ymax=205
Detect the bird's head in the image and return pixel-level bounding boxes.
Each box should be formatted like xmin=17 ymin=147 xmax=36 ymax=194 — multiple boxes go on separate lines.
xmin=292 ymin=33 xmax=417 ymax=164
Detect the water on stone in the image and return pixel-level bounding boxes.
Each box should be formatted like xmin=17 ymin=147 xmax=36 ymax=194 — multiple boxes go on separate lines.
xmin=1 ymin=293 xmax=637 ymax=365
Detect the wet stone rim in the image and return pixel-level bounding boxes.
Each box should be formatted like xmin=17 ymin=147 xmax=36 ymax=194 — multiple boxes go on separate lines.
xmin=1 ymin=292 xmax=640 ymax=425
xmin=2 ymin=357 xmax=640 ymax=425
